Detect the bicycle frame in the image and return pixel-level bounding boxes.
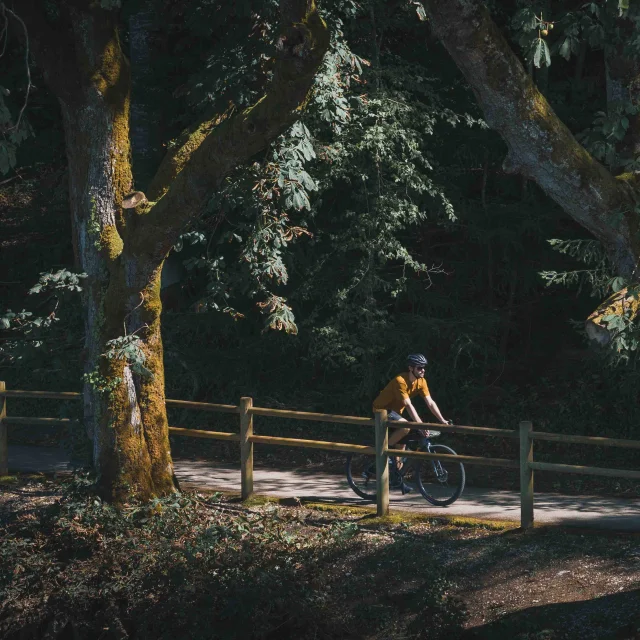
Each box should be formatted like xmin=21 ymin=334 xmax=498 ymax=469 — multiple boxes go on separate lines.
xmin=392 ymin=437 xmax=443 ymax=482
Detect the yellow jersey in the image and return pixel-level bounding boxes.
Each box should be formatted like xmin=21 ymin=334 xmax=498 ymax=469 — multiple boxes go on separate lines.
xmin=373 ymin=373 xmax=430 ymax=415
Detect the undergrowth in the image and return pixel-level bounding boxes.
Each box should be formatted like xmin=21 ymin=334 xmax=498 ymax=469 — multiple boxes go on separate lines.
xmin=0 ymin=474 xmax=466 ymax=640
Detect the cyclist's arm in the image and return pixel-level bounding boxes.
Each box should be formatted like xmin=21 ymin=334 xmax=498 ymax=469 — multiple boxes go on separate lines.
xmin=423 ymin=395 xmax=448 ymax=424
xmin=402 ymin=396 xmax=422 ymax=424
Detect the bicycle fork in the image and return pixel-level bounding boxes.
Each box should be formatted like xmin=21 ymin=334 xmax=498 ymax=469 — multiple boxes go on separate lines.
xmin=431 ymin=458 xmax=449 ymax=483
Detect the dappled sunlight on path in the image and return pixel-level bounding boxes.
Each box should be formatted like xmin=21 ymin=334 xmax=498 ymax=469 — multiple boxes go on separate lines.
xmin=7 ymin=445 xmax=640 ymax=531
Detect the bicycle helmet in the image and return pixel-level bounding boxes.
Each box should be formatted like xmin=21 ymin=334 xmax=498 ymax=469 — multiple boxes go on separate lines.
xmin=406 ymin=353 xmax=427 ymax=367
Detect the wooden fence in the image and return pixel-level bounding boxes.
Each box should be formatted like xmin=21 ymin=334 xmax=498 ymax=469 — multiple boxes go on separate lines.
xmin=1 ymin=381 xmax=639 ymax=528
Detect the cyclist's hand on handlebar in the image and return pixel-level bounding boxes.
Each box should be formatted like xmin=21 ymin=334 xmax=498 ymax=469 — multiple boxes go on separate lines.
xmin=443 ymin=419 xmax=453 ymax=425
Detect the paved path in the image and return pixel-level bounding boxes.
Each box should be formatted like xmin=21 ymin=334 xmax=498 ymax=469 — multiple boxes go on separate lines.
xmin=6 ymin=445 xmax=640 ymax=531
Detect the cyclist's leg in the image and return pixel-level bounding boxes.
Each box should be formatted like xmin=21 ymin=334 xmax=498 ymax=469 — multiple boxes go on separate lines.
xmin=387 ymin=411 xmax=410 ymax=471
xmin=387 ymin=411 xmax=409 ymax=446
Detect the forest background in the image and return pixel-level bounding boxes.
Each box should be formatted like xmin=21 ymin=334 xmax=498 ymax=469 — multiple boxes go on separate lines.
xmin=1 ymin=0 xmax=639 ymax=495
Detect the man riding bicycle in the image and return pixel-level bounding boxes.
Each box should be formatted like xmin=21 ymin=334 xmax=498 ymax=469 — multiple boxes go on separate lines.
xmin=373 ymin=354 xmax=450 ymax=467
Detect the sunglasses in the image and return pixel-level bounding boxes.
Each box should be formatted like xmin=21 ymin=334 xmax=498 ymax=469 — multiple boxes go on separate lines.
xmin=413 ymin=366 xmax=426 ymax=371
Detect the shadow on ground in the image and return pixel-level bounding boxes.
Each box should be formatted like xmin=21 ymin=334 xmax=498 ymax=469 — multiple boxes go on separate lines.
xmin=463 ymin=589 xmax=640 ymax=640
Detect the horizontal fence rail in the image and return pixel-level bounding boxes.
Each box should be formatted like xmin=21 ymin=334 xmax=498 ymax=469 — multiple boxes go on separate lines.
xmin=249 ymin=406 xmax=374 ymax=426
xmin=168 ymin=427 xmax=240 ymax=441
xmin=529 ymin=461 xmax=640 ymax=480
xmin=167 ymin=399 xmax=239 ymax=414
xmin=249 ymin=434 xmax=374 ymax=454
xmin=1 ymin=390 xmax=81 ymax=400
xmin=388 ymin=420 xmax=520 ymax=439
xmin=1 ymin=383 xmax=639 ymax=529
xmin=531 ymin=431 xmax=640 ymax=449
xmin=388 ymin=447 xmax=520 ymax=469
xmin=4 ymin=417 xmax=72 ymax=426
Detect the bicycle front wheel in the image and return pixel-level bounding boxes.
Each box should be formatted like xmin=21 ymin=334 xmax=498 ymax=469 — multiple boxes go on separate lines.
xmin=416 ymin=444 xmax=465 ymax=506
xmin=345 ymin=453 xmax=378 ymax=501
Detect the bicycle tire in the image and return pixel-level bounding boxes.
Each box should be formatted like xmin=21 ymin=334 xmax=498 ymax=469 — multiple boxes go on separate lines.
xmin=416 ymin=444 xmax=465 ymax=506
xmin=345 ymin=453 xmax=378 ymax=501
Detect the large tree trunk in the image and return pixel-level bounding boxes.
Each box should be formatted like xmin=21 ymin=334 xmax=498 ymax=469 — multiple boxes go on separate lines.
xmin=99 ymin=260 xmax=176 ymax=501
xmin=57 ymin=8 xmax=177 ymax=501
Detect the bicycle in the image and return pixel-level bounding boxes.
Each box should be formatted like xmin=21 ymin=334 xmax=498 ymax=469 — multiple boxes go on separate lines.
xmin=345 ymin=430 xmax=465 ymax=506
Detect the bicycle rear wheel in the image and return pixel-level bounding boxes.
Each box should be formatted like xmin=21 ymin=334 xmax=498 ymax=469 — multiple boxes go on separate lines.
xmin=345 ymin=453 xmax=378 ymax=500
xmin=416 ymin=444 xmax=465 ymax=506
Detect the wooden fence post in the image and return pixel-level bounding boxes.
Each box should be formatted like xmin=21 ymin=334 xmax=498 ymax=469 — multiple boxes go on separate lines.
xmin=0 ymin=382 xmax=7 ymax=476
xmin=375 ymin=409 xmax=389 ymax=516
xmin=519 ymin=420 xmax=534 ymax=529
xmin=240 ymin=397 xmax=254 ymax=500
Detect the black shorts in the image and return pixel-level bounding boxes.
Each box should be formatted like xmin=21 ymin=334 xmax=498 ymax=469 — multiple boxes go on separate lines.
xmin=387 ymin=410 xmax=419 ymax=445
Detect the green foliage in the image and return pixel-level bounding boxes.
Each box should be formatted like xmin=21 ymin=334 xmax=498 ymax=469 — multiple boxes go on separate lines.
xmin=171 ymin=15 xmax=370 ymax=331
xmin=27 ymin=268 xmax=87 ymax=295
xmin=539 ymin=239 xmax=611 ymax=297
xmin=102 ymin=334 xmax=153 ymax=379
xmin=153 ymin=0 xmax=603 ymax=423
xmin=168 ymin=0 xmax=485 ymax=363
xmin=0 ymin=270 xmax=87 ymax=366
xmin=0 ymin=476 xmax=466 ymax=639
xmin=576 ymin=102 xmax=640 ymax=169
xmin=82 ymin=370 xmax=122 ymax=394
xmin=540 ymin=238 xmax=640 ymax=364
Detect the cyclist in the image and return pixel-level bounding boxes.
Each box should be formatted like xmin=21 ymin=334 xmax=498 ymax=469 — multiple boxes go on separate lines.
xmin=373 ymin=353 xmax=450 ymax=470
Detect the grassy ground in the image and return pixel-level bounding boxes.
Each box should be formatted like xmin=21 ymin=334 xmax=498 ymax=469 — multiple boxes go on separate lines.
xmin=1 ymin=474 xmax=638 ymax=640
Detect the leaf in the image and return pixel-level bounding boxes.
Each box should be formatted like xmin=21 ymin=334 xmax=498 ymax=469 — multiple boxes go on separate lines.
xmin=414 ymin=2 xmax=427 ymax=21
xmin=290 ymin=121 xmax=304 ymax=137
xmin=292 ymin=190 xmax=310 ymax=210
xmin=542 ymin=40 xmax=551 ymax=67
xmin=542 ymin=39 xmax=551 ymax=67
xmin=299 ymin=170 xmax=317 ymax=191
xmin=284 ymin=193 xmax=294 ymax=209
xmin=613 ymin=122 xmax=627 ymax=141
xmin=559 ymin=37 xmax=572 ymax=60
xmin=611 ymin=276 xmax=627 ymax=292
xmin=300 ymin=139 xmax=316 ymax=161
xmin=533 ymin=39 xmax=543 ymax=68
xmin=288 ymin=167 xmax=301 ymax=181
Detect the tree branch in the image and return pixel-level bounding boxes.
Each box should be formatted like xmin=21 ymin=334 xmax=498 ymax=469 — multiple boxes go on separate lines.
xmin=424 ymin=0 xmax=640 ymax=278
xmin=145 ymin=107 xmax=234 ymax=203
xmin=129 ymin=0 xmax=330 ymax=259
